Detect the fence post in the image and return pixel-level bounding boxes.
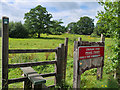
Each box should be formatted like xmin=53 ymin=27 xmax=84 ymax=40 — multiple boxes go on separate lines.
xmin=97 ymin=34 xmax=105 ymax=80
xmin=63 ymin=38 xmax=68 ymax=81
xmin=2 ymin=16 xmax=9 ymax=89
xmin=55 ymin=44 xmax=64 ymax=87
xmin=73 ymin=40 xmax=81 ymax=88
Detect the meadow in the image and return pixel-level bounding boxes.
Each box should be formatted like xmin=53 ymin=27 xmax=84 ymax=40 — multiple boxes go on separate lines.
xmin=0 ymin=33 xmax=119 ymax=89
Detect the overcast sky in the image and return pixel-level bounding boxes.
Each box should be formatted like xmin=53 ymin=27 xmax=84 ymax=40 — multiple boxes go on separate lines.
xmin=1 ymin=0 xmax=104 ymax=26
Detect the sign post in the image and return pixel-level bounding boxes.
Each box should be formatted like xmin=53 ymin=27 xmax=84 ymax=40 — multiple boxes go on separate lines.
xmin=2 ymin=17 xmax=9 ymax=89
xmin=73 ymin=35 xmax=105 ymax=88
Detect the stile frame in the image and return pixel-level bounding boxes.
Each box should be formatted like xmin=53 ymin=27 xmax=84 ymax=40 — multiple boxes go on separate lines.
xmin=2 ymin=16 xmax=68 ymax=89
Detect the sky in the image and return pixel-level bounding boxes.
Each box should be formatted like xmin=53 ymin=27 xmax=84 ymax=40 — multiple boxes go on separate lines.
xmin=1 ymin=0 xmax=104 ymax=26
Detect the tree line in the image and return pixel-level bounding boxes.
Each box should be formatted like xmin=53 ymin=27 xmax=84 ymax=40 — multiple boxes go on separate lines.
xmin=0 ymin=4 xmax=117 ymax=38
xmin=1 ymin=4 xmax=115 ymax=38
xmin=0 ymin=5 xmax=96 ymax=38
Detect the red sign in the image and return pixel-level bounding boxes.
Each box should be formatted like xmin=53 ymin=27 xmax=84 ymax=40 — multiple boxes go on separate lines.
xmin=78 ymin=46 xmax=104 ymax=60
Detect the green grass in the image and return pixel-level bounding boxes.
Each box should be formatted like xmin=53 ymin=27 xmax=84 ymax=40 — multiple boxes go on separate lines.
xmin=0 ymin=33 xmax=119 ymax=89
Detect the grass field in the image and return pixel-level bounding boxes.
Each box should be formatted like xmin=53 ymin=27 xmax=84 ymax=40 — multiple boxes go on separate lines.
xmin=0 ymin=33 xmax=120 ymax=89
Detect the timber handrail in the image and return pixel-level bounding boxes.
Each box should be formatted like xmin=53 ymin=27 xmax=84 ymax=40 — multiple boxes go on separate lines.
xmin=8 ymin=60 xmax=56 ymax=68
xmin=9 ymin=49 xmax=57 ymax=53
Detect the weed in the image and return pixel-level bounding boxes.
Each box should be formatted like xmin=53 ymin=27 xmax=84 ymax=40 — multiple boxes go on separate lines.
xmin=45 ymin=53 xmax=51 ymax=60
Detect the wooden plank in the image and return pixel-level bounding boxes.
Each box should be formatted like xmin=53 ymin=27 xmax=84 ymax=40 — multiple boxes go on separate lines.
xmin=40 ymin=72 xmax=56 ymax=77
xmin=8 ymin=60 xmax=56 ymax=68
xmin=2 ymin=16 xmax=9 ymax=89
xmin=9 ymin=49 xmax=57 ymax=53
xmin=80 ymin=41 xmax=104 ymax=46
xmin=63 ymin=38 xmax=68 ymax=81
xmin=8 ymin=77 xmax=28 ymax=84
xmin=79 ymin=57 xmax=103 ymax=74
xmin=20 ymin=67 xmax=46 ymax=85
xmin=8 ymin=73 xmax=56 ymax=84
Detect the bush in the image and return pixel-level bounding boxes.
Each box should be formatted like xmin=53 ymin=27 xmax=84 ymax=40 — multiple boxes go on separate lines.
xmin=9 ymin=22 xmax=29 ymax=38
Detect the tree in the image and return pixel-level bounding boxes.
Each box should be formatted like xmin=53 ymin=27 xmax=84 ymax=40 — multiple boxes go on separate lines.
xmin=66 ymin=22 xmax=76 ymax=34
xmin=96 ymin=1 xmax=118 ymax=37
xmin=9 ymin=22 xmax=29 ymax=38
xmin=24 ymin=5 xmax=52 ymax=38
xmin=96 ymin=0 xmax=120 ymax=83
xmin=94 ymin=22 xmax=109 ymax=36
xmin=76 ymin=16 xmax=94 ymax=35
xmin=50 ymin=19 xmax=66 ymax=35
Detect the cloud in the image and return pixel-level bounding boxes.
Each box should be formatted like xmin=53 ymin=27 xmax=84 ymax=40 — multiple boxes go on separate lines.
xmin=1 ymin=2 xmax=25 ymax=22
xmin=1 ymin=0 xmax=99 ymax=2
xmin=42 ymin=2 xmax=81 ymax=11
xmin=1 ymin=0 xmax=104 ymax=26
xmin=47 ymin=2 xmax=104 ymax=26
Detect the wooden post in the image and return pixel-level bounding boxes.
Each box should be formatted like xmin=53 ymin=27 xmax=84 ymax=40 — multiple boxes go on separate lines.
xmin=97 ymin=34 xmax=105 ymax=80
xmin=32 ymin=84 xmax=42 ymax=90
xmin=2 ymin=16 xmax=9 ymax=89
xmin=63 ymin=38 xmax=68 ymax=81
xmin=23 ymin=74 xmax=32 ymax=90
xmin=55 ymin=47 xmax=60 ymax=86
xmin=73 ymin=40 xmax=80 ymax=88
xmin=78 ymin=37 xmax=82 ymax=42
xmin=55 ymin=44 xmax=64 ymax=87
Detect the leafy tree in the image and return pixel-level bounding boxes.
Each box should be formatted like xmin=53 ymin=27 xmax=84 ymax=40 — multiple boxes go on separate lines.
xmin=76 ymin=16 xmax=94 ymax=35
xmin=24 ymin=5 xmax=52 ymax=38
xmin=50 ymin=19 xmax=66 ymax=35
xmin=93 ymin=22 xmax=108 ymax=36
xmin=9 ymin=21 xmax=15 ymax=34
xmin=96 ymin=0 xmax=120 ymax=83
xmin=9 ymin=22 xmax=29 ymax=38
xmin=66 ymin=22 xmax=76 ymax=34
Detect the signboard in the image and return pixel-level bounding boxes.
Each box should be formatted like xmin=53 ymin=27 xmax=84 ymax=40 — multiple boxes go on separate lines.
xmin=78 ymin=46 xmax=104 ymax=60
xmin=3 ymin=18 xmax=9 ymax=24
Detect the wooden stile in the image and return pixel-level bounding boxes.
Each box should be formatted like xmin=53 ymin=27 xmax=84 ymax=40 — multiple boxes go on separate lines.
xmin=2 ymin=17 xmax=68 ymax=89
